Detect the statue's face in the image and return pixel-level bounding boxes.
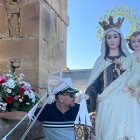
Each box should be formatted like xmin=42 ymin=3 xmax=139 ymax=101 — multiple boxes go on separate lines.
xmin=106 ymin=30 xmax=120 ymax=50
xmin=131 ymin=35 xmax=140 ymax=51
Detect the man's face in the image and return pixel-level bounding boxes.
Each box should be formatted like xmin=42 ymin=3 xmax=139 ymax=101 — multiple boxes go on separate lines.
xmin=61 ymin=93 xmax=76 ymax=107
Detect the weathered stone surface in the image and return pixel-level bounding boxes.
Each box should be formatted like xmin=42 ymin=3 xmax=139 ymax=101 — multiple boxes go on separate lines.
xmin=20 ymin=58 xmax=39 ymax=71
xmin=0 ymin=39 xmax=39 ymax=58
xmin=0 ymin=60 xmax=10 ymax=71
xmin=6 ymin=4 xmax=20 ymax=13
xmin=40 ymin=2 xmax=54 ymax=40
xmin=0 ymin=5 xmax=7 ymax=36
xmin=0 ymin=0 xmax=68 ymax=91
xmin=21 ymin=70 xmax=39 ymax=90
xmin=4 ymin=0 xmax=20 ymax=4
xmin=44 ymin=0 xmax=68 ymax=25
xmin=38 ymin=60 xmax=55 ymax=88
xmin=8 ymin=13 xmax=20 ymax=37
xmin=51 ymin=43 xmax=66 ymax=69
xmin=20 ymin=2 xmax=39 ymax=36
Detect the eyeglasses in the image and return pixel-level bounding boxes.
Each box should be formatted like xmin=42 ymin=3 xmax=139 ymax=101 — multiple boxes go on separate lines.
xmin=62 ymin=93 xmax=75 ymax=98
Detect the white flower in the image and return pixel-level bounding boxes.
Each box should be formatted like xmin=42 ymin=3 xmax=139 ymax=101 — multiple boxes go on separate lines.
xmin=21 ymin=81 xmax=31 ymax=90
xmin=20 ymin=73 xmax=24 ymax=77
xmin=0 ymin=102 xmax=7 ymax=111
xmin=17 ymin=73 xmax=24 ymax=81
xmin=25 ymin=82 xmax=31 ymax=87
xmin=2 ymin=83 xmax=6 ymax=86
xmin=19 ymin=98 xmax=23 ymax=102
xmin=24 ymin=90 xmax=36 ymax=103
xmin=5 ymin=78 xmax=16 ymax=88
xmin=5 ymin=73 xmax=12 ymax=77
xmin=24 ymin=90 xmax=30 ymax=96
xmin=26 ymin=102 xmax=30 ymax=105
xmin=7 ymin=88 xmax=12 ymax=93
xmin=32 ymin=98 xmax=36 ymax=103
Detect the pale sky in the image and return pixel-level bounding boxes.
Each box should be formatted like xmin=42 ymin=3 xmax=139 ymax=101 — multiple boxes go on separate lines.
xmin=67 ymin=0 xmax=140 ymax=70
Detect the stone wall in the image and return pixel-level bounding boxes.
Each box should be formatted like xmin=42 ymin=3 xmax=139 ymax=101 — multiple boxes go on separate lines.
xmin=0 ymin=0 xmax=68 ymax=92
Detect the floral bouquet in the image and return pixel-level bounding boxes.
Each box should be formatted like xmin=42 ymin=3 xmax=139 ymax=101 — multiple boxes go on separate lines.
xmin=0 ymin=69 xmax=38 ymax=112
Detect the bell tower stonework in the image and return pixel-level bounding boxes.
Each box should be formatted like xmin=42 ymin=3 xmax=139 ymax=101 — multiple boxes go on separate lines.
xmin=0 ymin=0 xmax=68 ymax=92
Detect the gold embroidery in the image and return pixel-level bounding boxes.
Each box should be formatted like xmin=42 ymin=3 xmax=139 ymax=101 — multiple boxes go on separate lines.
xmin=119 ymin=96 xmax=135 ymax=140
xmin=103 ymin=69 xmax=107 ymax=89
xmin=113 ymin=64 xmax=121 ymax=79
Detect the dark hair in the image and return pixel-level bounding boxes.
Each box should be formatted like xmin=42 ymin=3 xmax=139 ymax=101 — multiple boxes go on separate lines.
xmin=55 ymin=94 xmax=59 ymax=99
xmin=55 ymin=92 xmax=62 ymax=99
xmin=104 ymin=32 xmax=126 ymax=59
xmin=128 ymin=31 xmax=140 ymax=51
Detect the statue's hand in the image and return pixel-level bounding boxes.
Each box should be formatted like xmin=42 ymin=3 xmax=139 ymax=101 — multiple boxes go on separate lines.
xmin=75 ymin=92 xmax=89 ymax=103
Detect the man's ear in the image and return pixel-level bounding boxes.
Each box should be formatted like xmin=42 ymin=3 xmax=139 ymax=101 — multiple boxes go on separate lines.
xmin=58 ymin=94 xmax=64 ymax=103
